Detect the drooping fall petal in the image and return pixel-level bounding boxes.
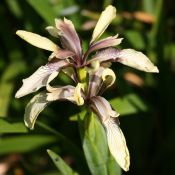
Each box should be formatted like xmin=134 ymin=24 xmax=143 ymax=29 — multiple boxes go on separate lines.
xmin=90 ymin=5 xmax=116 ymax=44
xmin=91 ymin=47 xmax=159 ymax=73
xmin=89 ymin=96 xmax=130 ymax=171
xmin=24 ymin=92 xmax=49 ymax=129
xmin=55 ymin=18 xmax=82 ymax=59
xmin=15 ymin=59 xmax=69 ymax=98
xmin=104 ymin=118 xmax=130 ymax=171
xmin=116 ymin=49 xmax=159 ymax=73
xmin=90 ymin=96 xmax=119 ymax=123
xmin=24 ymin=86 xmax=77 ymax=129
xmin=16 ymin=30 xmax=59 ymax=51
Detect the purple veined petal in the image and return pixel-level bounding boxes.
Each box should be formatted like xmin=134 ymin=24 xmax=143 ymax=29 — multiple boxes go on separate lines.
xmin=46 ymin=85 xmax=76 ymax=103
xmin=90 ymin=47 xmax=120 ymax=63
xmin=88 ymin=66 xmax=116 ymax=97
xmin=24 ymin=85 xmax=76 ymax=129
xmin=88 ymin=67 xmax=105 ymax=98
xmin=116 ymin=49 xmax=159 ymax=73
xmin=15 ymin=59 xmax=69 ymax=98
xmin=104 ymin=118 xmax=130 ymax=171
xmin=48 ymin=49 xmax=75 ymax=61
xmin=89 ymin=96 xmax=130 ymax=171
xmin=24 ymin=92 xmax=49 ymax=129
xmin=55 ymin=18 xmax=82 ymax=60
xmin=91 ymin=47 xmax=159 ymax=73
xmin=89 ymin=96 xmax=119 ymax=123
xmin=88 ymin=35 xmax=122 ymax=55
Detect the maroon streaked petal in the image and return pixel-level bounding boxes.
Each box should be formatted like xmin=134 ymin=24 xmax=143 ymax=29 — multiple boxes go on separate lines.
xmin=90 ymin=47 xmax=120 ymax=63
xmin=24 ymin=85 xmax=76 ymax=129
xmin=15 ymin=59 xmax=69 ymax=98
xmin=55 ymin=18 xmax=82 ymax=59
xmin=88 ymin=35 xmax=122 ymax=54
xmin=91 ymin=47 xmax=159 ymax=72
xmin=48 ymin=49 xmax=75 ymax=61
xmin=89 ymin=96 xmax=119 ymax=123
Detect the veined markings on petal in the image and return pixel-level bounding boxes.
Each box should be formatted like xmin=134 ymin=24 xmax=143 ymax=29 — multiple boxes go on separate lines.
xmin=91 ymin=47 xmax=159 ymax=73
xmin=48 ymin=49 xmax=75 ymax=61
xmin=16 ymin=30 xmax=59 ymax=51
xmin=90 ymin=5 xmax=116 ymax=44
xmin=88 ymin=35 xmax=123 ymax=54
xmin=24 ymin=92 xmax=49 ymax=129
xmin=90 ymin=96 xmax=119 ymax=124
xmin=117 ymin=49 xmax=159 ymax=73
xmin=91 ymin=47 xmax=120 ymax=63
xmin=15 ymin=59 xmax=69 ymax=98
xmin=104 ymin=118 xmax=130 ymax=171
xmin=46 ymin=85 xmax=76 ymax=103
xmin=88 ymin=67 xmax=104 ymax=97
xmin=55 ymin=18 xmax=82 ymax=58
xmin=74 ymin=83 xmax=85 ymax=106
xmin=102 ymin=68 xmax=116 ymax=88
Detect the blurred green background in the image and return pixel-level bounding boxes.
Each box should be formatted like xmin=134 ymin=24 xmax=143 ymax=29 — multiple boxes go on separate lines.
xmin=0 ymin=0 xmax=175 ymax=174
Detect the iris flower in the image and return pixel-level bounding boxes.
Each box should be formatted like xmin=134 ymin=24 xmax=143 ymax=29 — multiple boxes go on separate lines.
xmin=15 ymin=5 xmax=158 ymax=171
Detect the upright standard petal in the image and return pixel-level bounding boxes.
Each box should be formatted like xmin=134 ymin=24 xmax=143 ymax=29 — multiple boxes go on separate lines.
xmin=88 ymin=35 xmax=122 ymax=54
xmin=104 ymin=118 xmax=130 ymax=171
xmin=91 ymin=48 xmax=159 ymax=73
xmin=24 ymin=92 xmax=49 ymax=129
xmin=15 ymin=59 xmax=69 ymax=98
xmin=90 ymin=5 xmax=116 ymax=44
xmin=16 ymin=30 xmax=59 ymax=51
xmin=55 ymin=18 xmax=82 ymax=59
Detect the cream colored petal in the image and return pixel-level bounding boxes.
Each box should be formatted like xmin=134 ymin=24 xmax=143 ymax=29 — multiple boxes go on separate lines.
xmin=45 ymin=26 xmax=59 ymax=37
xmin=16 ymin=30 xmax=59 ymax=51
xmin=102 ymin=68 xmax=116 ymax=88
xmin=104 ymin=118 xmax=130 ymax=171
xmin=90 ymin=5 xmax=116 ymax=44
xmin=24 ymin=92 xmax=49 ymax=129
xmin=15 ymin=65 xmax=52 ymax=98
xmin=46 ymin=71 xmax=59 ymax=92
xmin=74 ymin=83 xmax=85 ymax=106
xmin=118 ymin=49 xmax=159 ymax=73
xmin=46 ymin=85 xmax=76 ymax=103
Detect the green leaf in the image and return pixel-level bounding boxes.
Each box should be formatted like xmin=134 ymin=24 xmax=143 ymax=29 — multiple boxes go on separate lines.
xmin=47 ymin=149 xmax=79 ymax=175
xmin=78 ymin=111 xmax=121 ymax=175
xmin=0 ymin=119 xmax=27 ymax=133
xmin=125 ymin=30 xmax=145 ymax=50
xmin=0 ymin=83 xmax=13 ymax=117
xmin=110 ymin=93 xmax=148 ymax=116
xmin=0 ymin=62 xmax=26 ymax=117
xmin=0 ymin=135 xmax=56 ymax=155
xmin=27 ymin=0 xmax=56 ymax=25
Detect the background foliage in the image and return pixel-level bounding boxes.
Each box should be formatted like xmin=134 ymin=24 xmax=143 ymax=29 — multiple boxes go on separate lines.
xmin=0 ymin=0 xmax=175 ymax=174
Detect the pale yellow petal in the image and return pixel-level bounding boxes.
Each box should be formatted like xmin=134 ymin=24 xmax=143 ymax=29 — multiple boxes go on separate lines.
xmin=102 ymin=68 xmax=116 ymax=88
xmin=104 ymin=118 xmax=130 ymax=171
xmin=91 ymin=5 xmax=116 ymax=43
xmin=16 ymin=30 xmax=59 ymax=51
xmin=118 ymin=49 xmax=159 ymax=73
xmin=74 ymin=83 xmax=85 ymax=106
xmin=24 ymin=92 xmax=49 ymax=129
